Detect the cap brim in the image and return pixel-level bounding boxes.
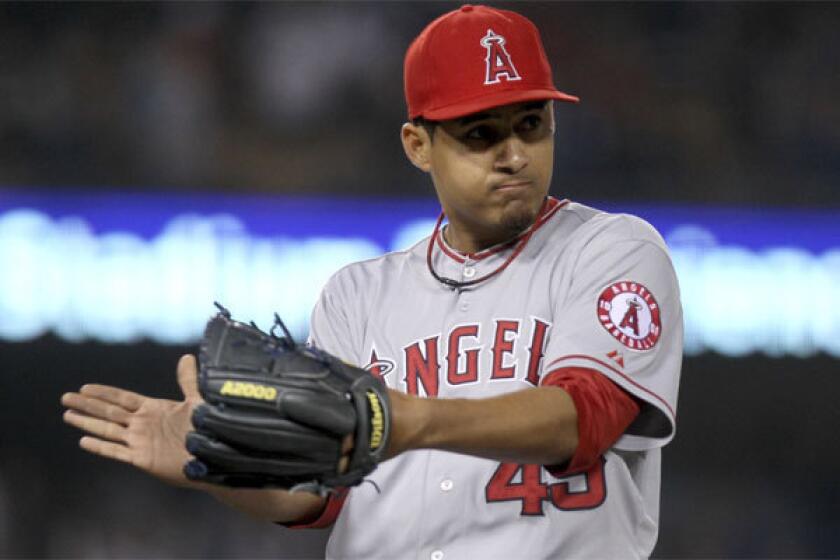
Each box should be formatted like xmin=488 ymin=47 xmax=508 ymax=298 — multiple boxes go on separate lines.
xmin=420 ymin=88 xmax=580 ymax=121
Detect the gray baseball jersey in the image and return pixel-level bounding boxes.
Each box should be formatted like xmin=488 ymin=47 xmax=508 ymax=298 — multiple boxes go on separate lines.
xmin=308 ymin=197 xmax=683 ymax=560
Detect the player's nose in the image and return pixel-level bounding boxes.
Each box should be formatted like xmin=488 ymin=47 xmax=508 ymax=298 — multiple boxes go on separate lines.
xmin=494 ymin=135 xmax=528 ymax=174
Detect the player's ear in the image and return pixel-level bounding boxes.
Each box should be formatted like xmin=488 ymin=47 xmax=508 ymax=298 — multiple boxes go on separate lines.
xmin=401 ymin=122 xmax=432 ymax=173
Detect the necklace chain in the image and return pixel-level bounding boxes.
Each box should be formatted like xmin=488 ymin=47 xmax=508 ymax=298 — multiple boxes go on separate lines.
xmin=425 ymin=213 xmax=536 ymax=289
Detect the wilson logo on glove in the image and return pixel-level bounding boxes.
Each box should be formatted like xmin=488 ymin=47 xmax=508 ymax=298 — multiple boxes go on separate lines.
xmin=367 ymin=390 xmax=385 ymax=450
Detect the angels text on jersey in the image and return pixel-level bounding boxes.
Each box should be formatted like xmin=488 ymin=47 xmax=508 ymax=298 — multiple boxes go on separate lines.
xmin=364 ymin=316 xmax=551 ymax=396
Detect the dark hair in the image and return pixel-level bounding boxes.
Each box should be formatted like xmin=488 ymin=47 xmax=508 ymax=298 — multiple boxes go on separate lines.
xmin=412 ymin=117 xmax=438 ymax=139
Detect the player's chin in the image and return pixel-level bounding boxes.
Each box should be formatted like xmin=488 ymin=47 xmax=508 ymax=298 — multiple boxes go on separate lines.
xmin=497 ymin=196 xmax=541 ymax=236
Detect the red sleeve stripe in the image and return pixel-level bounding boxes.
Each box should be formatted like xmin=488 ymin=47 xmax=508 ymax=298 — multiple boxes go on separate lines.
xmin=545 ymin=354 xmax=676 ymax=420
xmin=283 ymin=489 xmax=348 ymax=530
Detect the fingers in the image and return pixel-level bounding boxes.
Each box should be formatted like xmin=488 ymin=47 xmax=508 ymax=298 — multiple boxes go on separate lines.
xmin=341 ymin=434 xmax=354 ymax=455
xmin=63 ymin=409 xmax=128 ymax=443
xmin=61 ymin=392 xmax=131 ymax=426
xmin=79 ymin=435 xmax=133 ymax=465
xmin=177 ymin=354 xmax=200 ymax=400
xmin=338 ymin=434 xmax=354 ymax=474
xmin=78 ymin=384 xmax=144 ymax=412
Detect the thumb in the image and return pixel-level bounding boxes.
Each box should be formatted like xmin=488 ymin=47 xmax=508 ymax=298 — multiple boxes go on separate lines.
xmin=177 ymin=354 xmax=201 ymax=400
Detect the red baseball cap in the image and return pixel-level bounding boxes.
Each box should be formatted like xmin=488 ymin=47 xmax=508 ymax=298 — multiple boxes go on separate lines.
xmin=404 ymin=4 xmax=579 ymax=121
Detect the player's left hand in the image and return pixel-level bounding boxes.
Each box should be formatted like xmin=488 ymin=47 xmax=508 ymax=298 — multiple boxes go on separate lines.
xmin=61 ymin=355 xmax=204 ymax=488
xmin=183 ymin=307 xmax=392 ymax=494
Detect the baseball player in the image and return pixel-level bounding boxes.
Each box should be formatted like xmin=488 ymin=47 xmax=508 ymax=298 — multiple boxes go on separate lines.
xmin=61 ymin=5 xmax=682 ymax=559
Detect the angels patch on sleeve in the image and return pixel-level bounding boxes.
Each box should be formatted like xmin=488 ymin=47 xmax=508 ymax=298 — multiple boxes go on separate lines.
xmin=597 ymin=281 xmax=662 ymax=351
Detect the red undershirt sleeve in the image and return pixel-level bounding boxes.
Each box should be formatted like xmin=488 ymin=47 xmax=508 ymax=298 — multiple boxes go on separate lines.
xmin=541 ymin=366 xmax=641 ymax=476
xmin=281 ymin=488 xmax=349 ymax=530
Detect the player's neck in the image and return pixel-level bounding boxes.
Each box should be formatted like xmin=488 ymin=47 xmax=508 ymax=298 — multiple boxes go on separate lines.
xmin=443 ymin=223 xmax=520 ymax=255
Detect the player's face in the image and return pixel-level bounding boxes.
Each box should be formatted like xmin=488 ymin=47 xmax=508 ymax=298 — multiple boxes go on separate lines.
xmin=417 ymin=101 xmax=555 ymax=250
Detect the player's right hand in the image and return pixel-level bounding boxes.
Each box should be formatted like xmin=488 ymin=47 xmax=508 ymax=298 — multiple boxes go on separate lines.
xmin=61 ymin=355 xmax=204 ymax=488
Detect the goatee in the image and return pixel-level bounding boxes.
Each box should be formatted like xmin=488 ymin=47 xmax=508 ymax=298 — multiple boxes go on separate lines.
xmin=500 ymin=202 xmax=540 ymax=238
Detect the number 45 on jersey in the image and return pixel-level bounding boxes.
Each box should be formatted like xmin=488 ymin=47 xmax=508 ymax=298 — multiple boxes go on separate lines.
xmin=485 ymin=458 xmax=607 ymax=516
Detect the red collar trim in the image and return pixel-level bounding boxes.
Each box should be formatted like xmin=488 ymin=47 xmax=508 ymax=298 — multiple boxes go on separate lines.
xmin=435 ymin=197 xmax=569 ymax=264
xmin=435 ymin=229 xmax=469 ymax=264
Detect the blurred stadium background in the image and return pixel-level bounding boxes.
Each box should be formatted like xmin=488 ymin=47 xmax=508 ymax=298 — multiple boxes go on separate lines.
xmin=1 ymin=1 xmax=839 ymax=557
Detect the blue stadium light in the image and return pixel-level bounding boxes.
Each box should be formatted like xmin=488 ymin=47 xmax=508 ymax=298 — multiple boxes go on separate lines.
xmin=1 ymin=188 xmax=838 ymax=357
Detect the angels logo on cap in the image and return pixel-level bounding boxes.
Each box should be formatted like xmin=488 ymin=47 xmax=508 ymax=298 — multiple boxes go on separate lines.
xmin=481 ymin=29 xmax=521 ymax=85
xmin=597 ymin=281 xmax=662 ymax=351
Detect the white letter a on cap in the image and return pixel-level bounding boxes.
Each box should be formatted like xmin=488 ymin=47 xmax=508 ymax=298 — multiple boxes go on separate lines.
xmin=481 ymin=29 xmax=522 ymax=85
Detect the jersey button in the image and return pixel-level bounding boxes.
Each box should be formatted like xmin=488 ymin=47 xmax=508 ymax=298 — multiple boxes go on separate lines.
xmin=431 ymin=550 xmax=444 ymax=560
xmin=440 ymin=479 xmax=454 ymax=492
xmin=463 ymin=266 xmax=476 ymax=278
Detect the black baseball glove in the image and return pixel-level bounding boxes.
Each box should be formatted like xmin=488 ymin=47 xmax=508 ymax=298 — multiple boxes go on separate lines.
xmin=183 ymin=304 xmax=391 ymax=494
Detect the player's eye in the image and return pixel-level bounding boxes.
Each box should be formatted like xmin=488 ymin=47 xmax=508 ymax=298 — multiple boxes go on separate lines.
xmin=463 ymin=124 xmax=500 ymax=144
xmin=517 ymin=114 xmax=542 ymax=132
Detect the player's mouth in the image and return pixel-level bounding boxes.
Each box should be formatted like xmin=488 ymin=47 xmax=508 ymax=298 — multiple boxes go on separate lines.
xmin=493 ymin=179 xmax=532 ymax=192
